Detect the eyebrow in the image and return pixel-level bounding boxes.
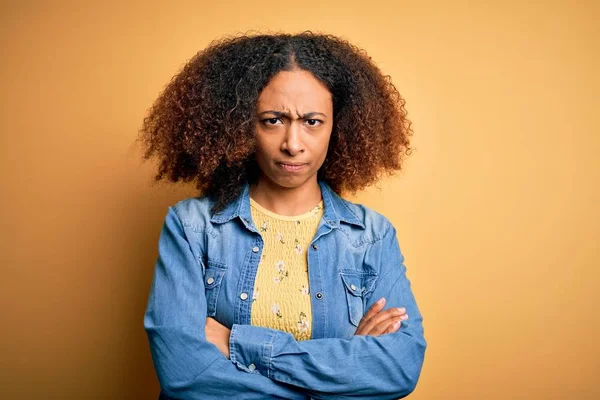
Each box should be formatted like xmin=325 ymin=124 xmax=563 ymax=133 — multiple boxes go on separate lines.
xmin=257 ymin=110 xmax=328 ymax=119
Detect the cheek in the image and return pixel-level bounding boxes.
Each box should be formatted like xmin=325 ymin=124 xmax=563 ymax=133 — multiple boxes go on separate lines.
xmin=311 ymin=136 xmax=332 ymax=169
xmin=318 ymin=132 xmax=333 ymax=156
xmin=254 ymin=146 xmax=268 ymax=167
xmin=254 ymin=133 xmax=269 ymax=155
xmin=254 ymin=136 xmax=277 ymax=164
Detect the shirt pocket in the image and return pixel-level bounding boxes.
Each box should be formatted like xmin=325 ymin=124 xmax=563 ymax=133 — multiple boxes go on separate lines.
xmin=203 ymin=260 xmax=227 ymax=317
xmin=340 ymin=271 xmax=378 ymax=327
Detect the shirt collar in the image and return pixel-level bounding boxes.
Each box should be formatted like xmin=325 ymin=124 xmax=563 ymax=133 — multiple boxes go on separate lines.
xmin=210 ymin=180 xmax=365 ymax=229
xmin=318 ymin=181 xmax=365 ymax=229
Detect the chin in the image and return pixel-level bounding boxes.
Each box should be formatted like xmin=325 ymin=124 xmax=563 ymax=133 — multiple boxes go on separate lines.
xmin=268 ymin=172 xmax=315 ymax=190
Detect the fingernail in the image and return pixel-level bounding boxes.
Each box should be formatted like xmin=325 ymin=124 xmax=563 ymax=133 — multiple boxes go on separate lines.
xmin=377 ymin=298 xmax=385 ymax=304
xmin=400 ymin=314 xmax=408 ymax=320
xmin=394 ymin=321 xmax=401 ymax=330
xmin=397 ymin=307 xmax=406 ymax=313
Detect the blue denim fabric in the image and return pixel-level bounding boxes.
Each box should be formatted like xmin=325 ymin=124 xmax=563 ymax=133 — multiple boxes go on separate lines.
xmin=144 ymin=181 xmax=426 ymax=399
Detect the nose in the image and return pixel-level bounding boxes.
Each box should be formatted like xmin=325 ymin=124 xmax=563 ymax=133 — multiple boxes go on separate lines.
xmin=281 ymin=122 xmax=305 ymax=156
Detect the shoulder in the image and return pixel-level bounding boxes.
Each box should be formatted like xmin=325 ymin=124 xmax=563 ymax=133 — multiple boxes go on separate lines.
xmin=337 ymin=197 xmax=395 ymax=244
xmin=320 ymin=181 xmax=395 ymax=242
xmin=335 ymin=197 xmax=405 ymax=276
xmin=169 ymin=195 xmax=216 ymax=233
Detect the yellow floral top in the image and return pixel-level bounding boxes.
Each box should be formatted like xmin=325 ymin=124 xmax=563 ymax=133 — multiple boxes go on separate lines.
xmin=249 ymin=198 xmax=323 ymax=341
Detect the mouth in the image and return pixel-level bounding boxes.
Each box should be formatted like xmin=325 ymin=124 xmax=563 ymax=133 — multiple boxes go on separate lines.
xmin=276 ymin=162 xmax=308 ymax=172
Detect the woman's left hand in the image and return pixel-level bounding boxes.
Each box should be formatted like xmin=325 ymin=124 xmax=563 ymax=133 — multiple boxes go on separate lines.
xmin=205 ymin=317 xmax=231 ymax=359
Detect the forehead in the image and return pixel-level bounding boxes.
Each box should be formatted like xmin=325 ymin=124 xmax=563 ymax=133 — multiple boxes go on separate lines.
xmin=257 ymin=70 xmax=332 ymax=111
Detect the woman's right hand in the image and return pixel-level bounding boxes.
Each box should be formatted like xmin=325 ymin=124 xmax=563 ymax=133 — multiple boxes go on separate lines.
xmin=354 ymin=298 xmax=408 ymax=337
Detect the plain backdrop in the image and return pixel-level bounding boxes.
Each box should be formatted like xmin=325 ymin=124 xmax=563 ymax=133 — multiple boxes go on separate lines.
xmin=1 ymin=1 xmax=598 ymax=399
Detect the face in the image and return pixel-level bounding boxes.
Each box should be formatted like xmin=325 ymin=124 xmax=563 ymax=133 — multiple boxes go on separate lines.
xmin=254 ymin=69 xmax=334 ymax=192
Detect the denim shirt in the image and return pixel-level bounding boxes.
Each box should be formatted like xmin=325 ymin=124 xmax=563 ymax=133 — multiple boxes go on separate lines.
xmin=144 ymin=181 xmax=426 ymax=399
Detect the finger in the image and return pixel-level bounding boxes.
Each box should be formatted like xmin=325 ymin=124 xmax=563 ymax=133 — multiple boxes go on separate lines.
xmin=360 ymin=298 xmax=386 ymax=325
xmin=356 ymin=309 xmax=395 ymax=336
xmin=385 ymin=321 xmax=401 ymax=334
xmin=368 ymin=314 xmax=409 ymax=337
xmin=371 ymin=314 xmax=406 ymax=336
xmin=360 ymin=308 xmax=407 ymax=336
xmin=382 ymin=318 xmax=404 ymax=335
xmin=363 ymin=307 xmax=405 ymax=334
xmin=355 ymin=298 xmax=386 ymax=335
xmin=368 ymin=319 xmax=400 ymax=337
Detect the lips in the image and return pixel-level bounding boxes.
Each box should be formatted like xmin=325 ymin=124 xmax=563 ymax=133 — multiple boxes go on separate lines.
xmin=277 ymin=162 xmax=307 ymax=172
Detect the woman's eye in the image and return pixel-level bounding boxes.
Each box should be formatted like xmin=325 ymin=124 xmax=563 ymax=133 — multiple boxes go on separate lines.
xmin=306 ymin=119 xmax=322 ymax=126
xmin=264 ymin=118 xmax=282 ymax=125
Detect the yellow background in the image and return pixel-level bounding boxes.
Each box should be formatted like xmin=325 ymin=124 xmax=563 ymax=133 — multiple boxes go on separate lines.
xmin=1 ymin=1 xmax=598 ymax=398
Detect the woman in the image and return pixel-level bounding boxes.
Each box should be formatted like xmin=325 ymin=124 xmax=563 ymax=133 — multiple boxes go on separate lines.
xmin=141 ymin=32 xmax=426 ymax=399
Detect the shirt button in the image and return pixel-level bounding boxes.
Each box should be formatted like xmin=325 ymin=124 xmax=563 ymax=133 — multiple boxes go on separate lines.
xmin=248 ymin=363 xmax=256 ymax=371
xmin=252 ymin=246 xmax=260 ymax=253
xmin=312 ymin=244 xmax=318 ymax=250
xmin=315 ymin=292 xmax=323 ymax=299
xmin=240 ymin=292 xmax=249 ymax=300
xmin=206 ymin=277 xmax=215 ymax=285
xmin=350 ymin=284 xmax=357 ymax=291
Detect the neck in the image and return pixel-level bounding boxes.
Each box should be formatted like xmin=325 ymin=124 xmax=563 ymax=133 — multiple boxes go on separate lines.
xmin=250 ymin=176 xmax=322 ymax=217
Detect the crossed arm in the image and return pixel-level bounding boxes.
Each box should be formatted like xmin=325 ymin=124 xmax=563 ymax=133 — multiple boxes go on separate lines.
xmin=145 ymin=207 xmax=426 ymax=399
xmin=145 ymin=207 xmax=307 ymax=399
xmin=205 ymin=297 xmax=409 ymax=358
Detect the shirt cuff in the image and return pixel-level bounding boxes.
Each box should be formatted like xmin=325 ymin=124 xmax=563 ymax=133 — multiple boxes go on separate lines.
xmin=229 ymin=324 xmax=277 ymax=377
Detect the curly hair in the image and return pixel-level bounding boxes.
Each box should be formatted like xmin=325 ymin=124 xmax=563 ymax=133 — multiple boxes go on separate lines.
xmin=139 ymin=32 xmax=413 ymax=211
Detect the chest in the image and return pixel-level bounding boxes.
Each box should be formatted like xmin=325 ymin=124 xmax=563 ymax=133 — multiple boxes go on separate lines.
xmin=200 ymin=221 xmax=380 ymax=339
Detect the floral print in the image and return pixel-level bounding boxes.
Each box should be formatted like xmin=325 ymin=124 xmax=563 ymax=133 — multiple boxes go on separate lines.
xmin=271 ymin=303 xmax=283 ymax=319
xmin=299 ymin=285 xmax=310 ymax=295
xmin=249 ymin=199 xmax=323 ymax=341
xmin=277 ymin=232 xmax=285 ymax=244
xmin=294 ymin=238 xmax=303 ymax=255
xmin=260 ymin=221 xmax=268 ymax=232
xmin=297 ymin=312 xmax=310 ymax=333
xmin=274 ymin=260 xmax=289 ymax=283
xmin=275 ymin=260 xmax=285 ymax=272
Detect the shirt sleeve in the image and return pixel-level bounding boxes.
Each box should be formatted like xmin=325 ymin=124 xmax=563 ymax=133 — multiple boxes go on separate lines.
xmin=144 ymin=207 xmax=309 ymax=400
xmin=229 ymin=223 xmax=427 ymax=399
